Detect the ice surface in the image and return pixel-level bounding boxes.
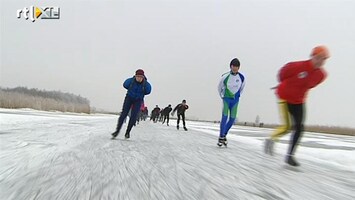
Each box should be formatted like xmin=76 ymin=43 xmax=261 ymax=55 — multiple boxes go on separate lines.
xmin=1 ymin=109 xmax=354 ymax=200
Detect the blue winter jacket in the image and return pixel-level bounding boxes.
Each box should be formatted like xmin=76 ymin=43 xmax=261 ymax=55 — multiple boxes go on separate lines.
xmin=123 ymin=77 xmax=152 ymax=100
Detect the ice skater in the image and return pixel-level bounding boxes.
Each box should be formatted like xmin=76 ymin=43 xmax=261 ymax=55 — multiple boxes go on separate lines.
xmin=172 ymin=100 xmax=189 ymax=131
xmin=111 ymin=69 xmax=152 ymax=139
xmin=217 ymin=58 xmax=245 ymax=146
xmin=264 ymin=46 xmax=329 ymax=166
xmin=162 ymin=104 xmax=172 ymax=126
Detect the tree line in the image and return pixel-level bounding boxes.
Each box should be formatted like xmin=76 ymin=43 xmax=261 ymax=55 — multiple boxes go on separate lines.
xmin=0 ymin=87 xmax=90 ymax=113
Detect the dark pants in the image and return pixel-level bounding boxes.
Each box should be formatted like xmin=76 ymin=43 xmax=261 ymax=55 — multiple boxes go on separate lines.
xmin=116 ymin=96 xmax=142 ymax=134
xmin=162 ymin=114 xmax=170 ymax=124
xmin=177 ymin=112 xmax=186 ymax=127
xmin=287 ymin=103 xmax=304 ymax=155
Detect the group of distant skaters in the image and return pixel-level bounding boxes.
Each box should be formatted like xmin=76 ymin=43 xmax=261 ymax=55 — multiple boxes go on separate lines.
xmin=111 ymin=45 xmax=330 ymax=167
xmin=120 ymin=100 xmax=189 ymax=130
xmin=149 ymin=101 xmax=189 ymax=130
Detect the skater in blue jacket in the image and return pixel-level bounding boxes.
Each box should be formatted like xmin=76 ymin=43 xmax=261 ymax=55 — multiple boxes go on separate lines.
xmin=112 ymin=69 xmax=152 ymax=139
xmin=217 ymin=58 xmax=245 ymax=146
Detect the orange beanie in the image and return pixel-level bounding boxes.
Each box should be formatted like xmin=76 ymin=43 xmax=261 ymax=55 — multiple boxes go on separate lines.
xmin=311 ymin=45 xmax=330 ymax=58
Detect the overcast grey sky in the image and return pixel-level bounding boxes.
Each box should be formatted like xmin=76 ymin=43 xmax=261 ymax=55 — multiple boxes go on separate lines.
xmin=1 ymin=0 xmax=355 ymax=128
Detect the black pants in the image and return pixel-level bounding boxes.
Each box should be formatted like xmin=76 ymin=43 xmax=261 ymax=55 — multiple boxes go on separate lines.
xmin=177 ymin=113 xmax=186 ymax=127
xmin=162 ymin=114 xmax=170 ymax=124
xmin=287 ymin=103 xmax=304 ymax=155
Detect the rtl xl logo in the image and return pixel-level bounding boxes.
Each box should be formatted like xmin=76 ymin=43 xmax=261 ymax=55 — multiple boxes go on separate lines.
xmin=17 ymin=6 xmax=60 ymax=22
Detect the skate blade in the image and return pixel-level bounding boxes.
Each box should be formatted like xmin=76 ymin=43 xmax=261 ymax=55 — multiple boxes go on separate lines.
xmin=217 ymin=143 xmax=227 ymax=147
xmin=283 ymin=165 xmax=302 ymax=172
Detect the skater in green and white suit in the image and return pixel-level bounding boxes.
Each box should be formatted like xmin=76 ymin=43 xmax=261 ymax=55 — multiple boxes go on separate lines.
xmin=217 ymin=58 xmax=245 ymax=144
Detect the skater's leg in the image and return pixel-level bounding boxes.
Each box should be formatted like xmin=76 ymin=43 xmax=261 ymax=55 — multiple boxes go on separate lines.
xmin=271 ymin=100 xmax=291 ymax=140
xmin=177 ymin=114 xmax=181 ymax=126
xmin=219 ymin=99 xmax=229 ymax=137
xmin=181 ymin=113 xmax=188 ymax=130
xmin=264 ymin=100 xmax=291 ymax=154
xmin=224 ymin=116 xmax=236 ymax=135
xmin=224 ymin=100 xmax=239 ymax=136
xmin=219 ymin=115 xmax=228 ymax=138
xmin=166 ymin=115 xmax=170 ymax=125
xmin=287 ymin=103 xmax=304 ymax=156
xmin=115 ymin=97 xmax=133 ymax=133
xmin=126 ymin=100 xmax=142 ymax=136
xmin=136 ymin=111 xmax=141 ymax=124
xmin=162 ymin=115 xmax=166 ymax=124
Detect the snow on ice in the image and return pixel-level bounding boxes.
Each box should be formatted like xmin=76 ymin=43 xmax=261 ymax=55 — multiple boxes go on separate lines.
xmin=1 ymin=108 xmax=354 ymax=200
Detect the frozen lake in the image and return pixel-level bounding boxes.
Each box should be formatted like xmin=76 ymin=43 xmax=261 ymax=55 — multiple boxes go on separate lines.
xmin=1 ymin=109 xmax=354 ymax=200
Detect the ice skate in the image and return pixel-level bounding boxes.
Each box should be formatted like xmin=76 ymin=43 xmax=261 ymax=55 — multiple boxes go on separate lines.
xmin=285 ymin=155 xmax=300 ymax=167
xmin=264 ymin=138 xmax=274 ymax=155
xmin=125 ymin=132 xmax=130 ymax=139
xmin=217 ymin=137 xmax=228 ymax=147
xmin=111 ymin=131 xmax=119 ymax=139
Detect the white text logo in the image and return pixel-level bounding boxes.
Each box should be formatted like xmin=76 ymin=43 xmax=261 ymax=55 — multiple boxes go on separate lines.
xmin=17 ymin=6 xmax=60 ymax=22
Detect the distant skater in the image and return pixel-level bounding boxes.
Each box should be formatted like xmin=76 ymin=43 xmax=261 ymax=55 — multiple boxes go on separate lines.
xmin=136 ymin=101 xmax=145 ymax=125
xmin=264 ymin=46 xmax=329 ymax=166
xmin=172 ymin=100 xmax=189 ymax=131
xmin=151 ymin=105 xmax=161 ymax=123
xmin=162 ymin=104 xmax=172 ymax=126
xmin=217 ymin=58 xmax=245 ymax=146
xmin=111 ymin=69 xmax=152 ymax=139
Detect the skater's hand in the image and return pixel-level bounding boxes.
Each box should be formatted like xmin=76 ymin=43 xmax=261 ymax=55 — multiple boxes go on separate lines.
xmin=171 ymin=112 xmax=175 ymax=116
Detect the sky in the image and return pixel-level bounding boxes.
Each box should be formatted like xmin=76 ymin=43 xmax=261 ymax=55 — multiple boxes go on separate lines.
xmin=1 ymin=0 xmax=355 ymax=128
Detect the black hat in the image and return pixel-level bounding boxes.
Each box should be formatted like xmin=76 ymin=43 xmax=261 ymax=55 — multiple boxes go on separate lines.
xmin=182 ymin=100 xmax=186 ymax=103
xmin=230 ymin=58 xmax=240 ymax=67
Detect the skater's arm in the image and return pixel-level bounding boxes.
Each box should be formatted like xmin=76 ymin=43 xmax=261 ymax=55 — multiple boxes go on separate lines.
xmin=173 ymin=104 xmax=179 ymax=112
xmin=172 ymin=104 xmax=181 ymax=114
xmin=123 ymin=78 xmax=133 ymax=89
xmin=278 ymin=63 xmax=298 ymax=82
xmin=218 ymin=74 xmax=226 ymax=98
xmin=144 ymin=82 xmax=152 ymax=95
xmin=239 ymin=73 xmax=246 ymax=95
xmin=308 ymin=68 xmax=327 ymax=89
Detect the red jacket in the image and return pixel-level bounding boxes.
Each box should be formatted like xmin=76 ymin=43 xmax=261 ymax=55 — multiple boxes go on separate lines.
xmin=276 ymin=60 xmax=327 ymax=104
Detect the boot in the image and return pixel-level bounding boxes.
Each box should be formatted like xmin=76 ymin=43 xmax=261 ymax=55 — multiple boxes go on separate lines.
xmin=285 ymin=154 xmax=300 ymax=166
xmin=125 ymin=131 xmax=130 ymax=139
xmin=217 ymin=137 xmax=227 ymax=146
xmin=111 ymin=131 xmax=119 ymax=139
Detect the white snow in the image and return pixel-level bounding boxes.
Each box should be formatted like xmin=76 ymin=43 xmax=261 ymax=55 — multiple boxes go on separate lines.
xmin=188 ymin=123 xmax=355 ymax=172
xmin=1 ymin=108 xmax=354 ymax=200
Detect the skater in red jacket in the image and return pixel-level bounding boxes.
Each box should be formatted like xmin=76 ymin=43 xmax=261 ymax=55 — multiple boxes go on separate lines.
xmin=264 ymin=45 xmax=330 ymax=166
